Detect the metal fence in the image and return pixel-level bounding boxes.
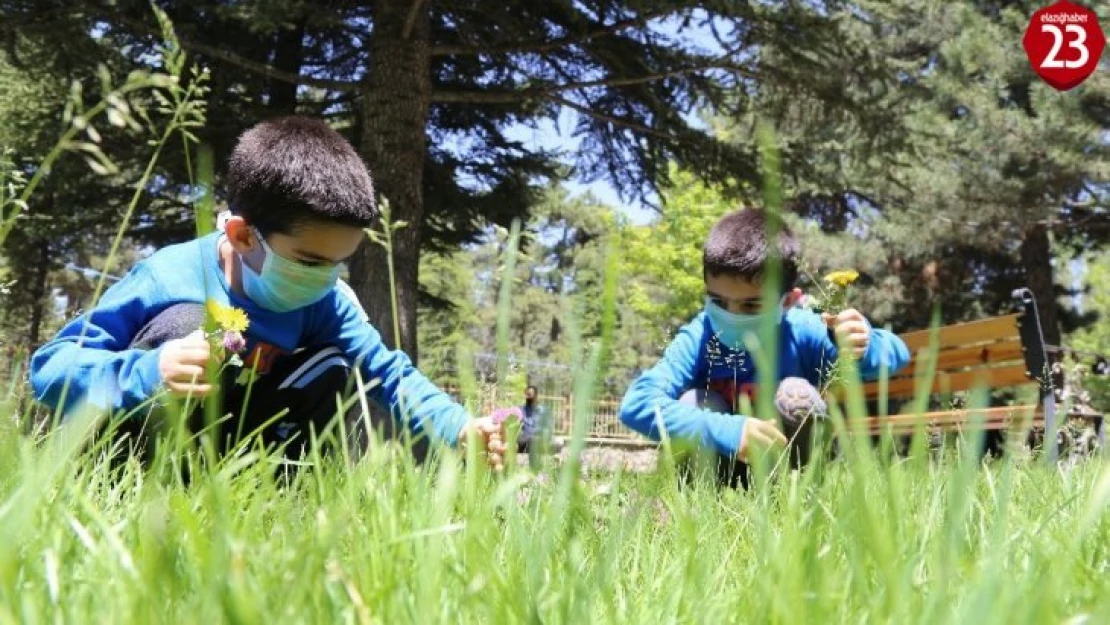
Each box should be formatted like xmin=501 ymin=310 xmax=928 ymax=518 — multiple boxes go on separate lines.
xmin=439 ymin=386 xmax=644 ymax=442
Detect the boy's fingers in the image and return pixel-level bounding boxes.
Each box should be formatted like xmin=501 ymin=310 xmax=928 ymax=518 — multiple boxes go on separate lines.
xmin=174 ymin=334 xmax=210 ymax=353
xmin=484 ymin=445 xmax=504 ymax=468
xmin=748 ymin=432 xmax=768 ymax=450
xmin=167 ymin=382 xmax=211 ymax=397
xmin=755 ymin=422 xmax=788 ymax=446
xmin=170 ymin=364 xmax=207 ymax=381
xmin=838 ymin=323 xmax=869 ymax=338
xmin=459 ymin=420 xmax=507 ymax=457
xmin=838 ymin=309 xmax=865 ymax=322
xmin=743 ymin=421 xmax=788 ymax=455
xmin=843 ymin=333 xmax=868 ymax=345
xmin=178 ymin=351 xmax=211 ymax=367
xmin=838 ymin=312 xmax=870 ymax=335
xmin=477 ymin=420 xmax=502 ymax=435
xmin=769 ymin=426 xmax=788 ymax=446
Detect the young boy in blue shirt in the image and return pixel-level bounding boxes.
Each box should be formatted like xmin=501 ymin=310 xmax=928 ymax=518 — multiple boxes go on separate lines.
xmin=30 ymin=116 xmax=506 ymax=468
xmin=619 ymin=209 xmax=910 ymax=487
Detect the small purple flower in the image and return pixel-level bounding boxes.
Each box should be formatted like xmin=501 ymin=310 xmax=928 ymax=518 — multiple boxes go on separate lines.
xmin=651 ymin=498 xmax=671 ymax=525
xmin=516 ymin=487 xmax=531 ymax=506
xmin=490 ymin=407 xmax=523 ymax=426
xmin=222 ymin=330 xmax=246 ymax=354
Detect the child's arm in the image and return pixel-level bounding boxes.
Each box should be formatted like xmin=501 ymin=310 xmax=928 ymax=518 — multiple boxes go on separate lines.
xmin=857 ymin=324 xmax=911 ymax=380
xmin=800 ymin=309 xmax=911 ymax=381
xmin=313 ymin=296 xmax=470 ymax=446
xmin=29 ymin=266 xmax=164 ymax=416
xmin=618 ymin=318 xmax=749 ymax=458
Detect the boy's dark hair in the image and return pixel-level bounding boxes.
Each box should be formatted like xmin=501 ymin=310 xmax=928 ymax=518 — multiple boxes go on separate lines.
xmin=703 ymin=208 xmax=799 ymax=291
xmin=226 ymin=116 xmax=377 ymax=235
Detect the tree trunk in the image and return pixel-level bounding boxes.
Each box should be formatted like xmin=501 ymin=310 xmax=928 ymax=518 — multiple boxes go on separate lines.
xmin=27 ymin=238 xmax=51 ymax=348
xmin=519 ymin=307 xmax=528 ymax=349
xmin=348 ymin=2 xmax=431 ymax=360
xmin=1020 ymin=222 xmax=1061 ymax=347
xmin=269 ymin=17 xmax=305 ymax=114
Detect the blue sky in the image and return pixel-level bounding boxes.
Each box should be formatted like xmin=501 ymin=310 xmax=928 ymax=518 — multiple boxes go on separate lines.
xmin=497 ymin=9 xmax=728 ymax=228
xmin=503 ymin=108 xmax=661 ymax=227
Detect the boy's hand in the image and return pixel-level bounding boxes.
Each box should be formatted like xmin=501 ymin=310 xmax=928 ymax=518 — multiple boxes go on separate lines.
xmin=458 ymin=417 xmax=508 ymax=471
xmin=739 ymin=418 xmax=787 ymax=462
xmin=822 ymin=308 xmax=871 ymax=358
xmin=158 ymin=330 xmax=213 ymax=398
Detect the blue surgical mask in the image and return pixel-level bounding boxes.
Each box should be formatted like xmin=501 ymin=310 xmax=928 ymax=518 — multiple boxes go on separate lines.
xmin=704 ymin=297 xmax=784 ymax=350
xmin=241 ymin=230 xmax=340 ymax=312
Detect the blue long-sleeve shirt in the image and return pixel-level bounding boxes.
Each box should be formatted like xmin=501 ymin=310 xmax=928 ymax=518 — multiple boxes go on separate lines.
xmin=619 ymin=308 xmax=910 ymax=457
xmin=29 ymin=233 xmax=470 ymax=445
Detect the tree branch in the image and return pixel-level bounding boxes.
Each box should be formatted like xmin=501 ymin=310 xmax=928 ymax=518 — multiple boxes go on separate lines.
xmin=432 ymin=61 xmax=753 ymax=104
xmin=549 ymin=96 xmax=678 ymax=142
xmin=181 ymin=37 xmax=357 ymax=91
xmin=404 ymin=0 xmax=426 ymax=39
xmin=113 ymin=14 xmax=357 ymax=92
xmin=431 ymin=9 xmax=677 ymax=57
xmin=1064 ymin=197 xmax=1100 ymax=209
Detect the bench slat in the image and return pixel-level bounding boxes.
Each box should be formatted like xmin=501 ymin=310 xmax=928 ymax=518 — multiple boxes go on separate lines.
xmin=899 ymin=314 xmax=1022 ymax=353
xmin=851 ymin=405 xmax=1042 ymax=434
xmin=892 ymin=339 xmax=1025 ymax=380
xmin=863 ymin=419 xmax=1040 ymax=435
xmin=862 ymin=363 xmax=1034 ymax=399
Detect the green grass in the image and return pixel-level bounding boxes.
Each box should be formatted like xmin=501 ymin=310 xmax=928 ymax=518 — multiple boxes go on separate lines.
xmin=1 ymin=414 xmax=1109 ymax=624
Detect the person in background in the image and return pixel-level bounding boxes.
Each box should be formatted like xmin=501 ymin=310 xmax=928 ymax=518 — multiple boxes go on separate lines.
xmin=518 ymin=385 xmax=550 ymax=469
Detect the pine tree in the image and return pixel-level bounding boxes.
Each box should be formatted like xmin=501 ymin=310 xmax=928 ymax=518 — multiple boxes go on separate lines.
xmin=4 ymin=1 xmax=859 ymax=360
xmin=721 ymin=0 xmax=1110 ymax=341
xmin=0 ymin=36 xmax=155 ymax=348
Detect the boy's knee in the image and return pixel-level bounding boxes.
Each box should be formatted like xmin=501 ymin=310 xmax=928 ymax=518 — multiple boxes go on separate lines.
xmin=222 ymin=345 xmax=356 ymax=460
xmin=773 ymin=378 xmax=826 ymax=471
xmin=129 ymin=303 xmax=207 ymax=350
xmin=274 ymin=345 xmax=352 ymax=393
xmin=773 ymin=377 xmax=826 ymax=427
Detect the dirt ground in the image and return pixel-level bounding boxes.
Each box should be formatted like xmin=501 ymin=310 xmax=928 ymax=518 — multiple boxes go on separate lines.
xmin=518 ymin=440 xmax=660 ymax=473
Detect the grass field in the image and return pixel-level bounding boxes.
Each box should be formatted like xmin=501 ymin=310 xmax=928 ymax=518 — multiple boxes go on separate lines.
xmin=1 ymin=403 xmax=1109 ymax=625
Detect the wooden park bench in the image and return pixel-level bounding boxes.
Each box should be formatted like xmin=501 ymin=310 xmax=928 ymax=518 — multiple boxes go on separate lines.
xmin=846 ymin=287 xmax=1102 ymax=461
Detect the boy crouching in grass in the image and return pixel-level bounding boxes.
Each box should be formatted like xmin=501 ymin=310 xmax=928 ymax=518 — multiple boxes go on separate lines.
xmin=619 ymin=209 xmax=910 ymax=488
xmin=29 ymin=116 xmax=506 ymax=469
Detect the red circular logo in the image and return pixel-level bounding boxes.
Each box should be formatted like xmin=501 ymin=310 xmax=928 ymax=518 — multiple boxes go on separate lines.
xmin=1022 ymin=1 xmax=1105 ymax=91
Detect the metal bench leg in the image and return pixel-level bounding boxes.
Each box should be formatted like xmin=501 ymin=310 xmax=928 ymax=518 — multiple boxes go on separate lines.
xmin=1043 ymin=393 xmax=1058 ymax=465
xmin=1098 ymin=415 xmax=1106 ymax=455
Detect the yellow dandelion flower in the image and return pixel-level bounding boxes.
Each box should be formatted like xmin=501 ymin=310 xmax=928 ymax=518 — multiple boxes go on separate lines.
xmin=824 ymin=270 xmax=860 ymax=288
xmin=206 ymin=299 xmax=250 ymax=333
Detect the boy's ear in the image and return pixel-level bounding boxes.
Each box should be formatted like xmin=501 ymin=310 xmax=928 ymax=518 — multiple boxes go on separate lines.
xmin=784 ymin=288 xmax=803 ymax=309
xmin=223 ymin=216 xmax=258 ymax=253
